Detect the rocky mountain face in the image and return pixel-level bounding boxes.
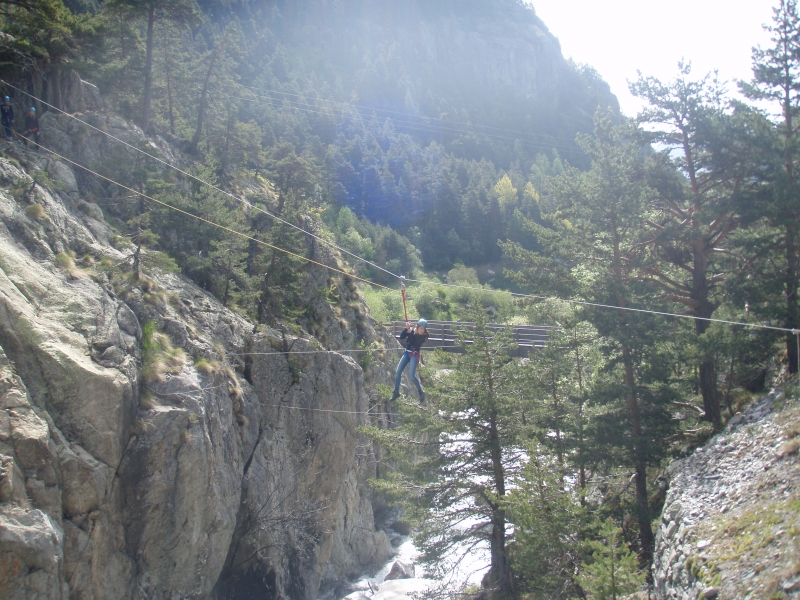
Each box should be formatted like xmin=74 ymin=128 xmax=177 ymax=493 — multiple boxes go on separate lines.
xmin=0 ymin=93 xmax=398 ymax=599
xmin=243 ymin=0 xmax=617 ymax=160
xmin=652 ymin=383 xmax=800 ymax=599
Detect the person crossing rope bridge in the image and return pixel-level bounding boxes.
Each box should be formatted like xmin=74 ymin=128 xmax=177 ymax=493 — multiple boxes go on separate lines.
xmin=391 ymin=318 xmax=429 ymax=404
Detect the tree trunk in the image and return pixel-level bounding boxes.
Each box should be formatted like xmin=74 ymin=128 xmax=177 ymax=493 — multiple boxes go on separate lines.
xmin=164 ymin=39 xmax=176 ymax=135
xmin=48 ymin=68 xmax=62 ymax=111
xmin=31 ymin=72 xmax=43 ymax=114
xmin=610 ymin=207 xmax=654 ymax=567
xmin=190 ymin=41 xmax=221 ymax=154
xmin=692 ymin=235 xmax=722 ymax=428
xmin=786 ymin=223 xmax=799 ymax=374
xmin=133 ymin=187 xmax=145 ymax=281
xmin=574 ymin=330 xmax=587 ymax=503
xmin=622 ymin=346 xmax=654 ymax=569
xmin=141 ymin=4 xmax=156 ymax=133
xmin=258 ymin=249 xmax=277 ymax=324
xmin=551 ymin=367 xmax=564 ymax=477
xmin=487 ymin=408 xmax=513 ymax=597
xmin=488 ymin=506 xmax=513 ymax=597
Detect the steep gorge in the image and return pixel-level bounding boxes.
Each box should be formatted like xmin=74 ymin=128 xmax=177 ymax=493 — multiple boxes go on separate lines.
xmin=0 ymin=95 xmax=398 ymax=599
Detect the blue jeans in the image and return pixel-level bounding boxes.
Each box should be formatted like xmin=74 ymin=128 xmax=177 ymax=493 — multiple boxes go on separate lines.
xmin=394 ymin=351 xmax=423 ymax=396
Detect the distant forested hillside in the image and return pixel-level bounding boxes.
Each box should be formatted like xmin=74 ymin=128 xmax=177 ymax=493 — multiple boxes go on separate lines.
xmin=0 ymin=0 xmax=617 ymax=271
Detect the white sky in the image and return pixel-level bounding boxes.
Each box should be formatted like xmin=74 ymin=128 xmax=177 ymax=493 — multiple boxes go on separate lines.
xmin=527 ymin=0 xmax=777 ymax=116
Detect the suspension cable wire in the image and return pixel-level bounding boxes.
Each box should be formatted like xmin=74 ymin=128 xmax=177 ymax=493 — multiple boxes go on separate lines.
xmin=17 ymin=128 xmax=795 ymax=336
xmin=262 ymin=403 xmax=395 ymax=418
xmin=240 ymin=84 xmax=585 ymax=147
xmin=16 ymin=132 xmax=396 ymax=292
xmin=151 ymin=382 xmax=396 ymax=418
xmin=227 ymin=346 xmax=468 ymax=356
xmin=404 ymin=278 xmax=798 ymax=334
xmin=17 ymin=128 xmax=794 ymax=336
xmin=0 ymin=80 xmax=403 ymax=282
xmin=235 ymin=90 xmax=577 ymax=153
xmin=9 ymin=89 xmax=797 ymax=337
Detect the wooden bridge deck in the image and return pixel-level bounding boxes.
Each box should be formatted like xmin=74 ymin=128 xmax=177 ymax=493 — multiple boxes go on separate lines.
xmin=390 ymin=320 xmax=553 ymax=357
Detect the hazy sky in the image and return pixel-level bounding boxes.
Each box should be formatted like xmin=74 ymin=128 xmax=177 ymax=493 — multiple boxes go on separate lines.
xmin=527 ymin=0 xmax=777 ymax=116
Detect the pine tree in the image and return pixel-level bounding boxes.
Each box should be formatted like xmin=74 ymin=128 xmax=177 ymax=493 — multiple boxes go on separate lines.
xmin=506 ymin=451 xmax=584 ymax=598
xmin=104 ymin=0 xmax=198 ymax=131
xmin=630 ymin=63 xmax=760 ymax=427
xmin=252 ymin=189 xmax=309 ymax=326
xmin=577 ymin=518 xmax=646 ymax=600
xmin=741 ymin=0 xmax=800 ymax=374
xmin=503 ymin=113 xmax=677 ymax=567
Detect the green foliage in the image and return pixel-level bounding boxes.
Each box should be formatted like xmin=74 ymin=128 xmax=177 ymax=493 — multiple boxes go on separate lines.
xmin=576 ymin=519 xmax=646 ymax=600
xmin=25 ymin=204 xmax=45 ymax=220
xmin=368 ymin=310 xmax=524 ymax=596
xmin=328 ymin=206 xmax=422 ymax=285
xmin=506 ymin=451 xmax=585 ymax=598
xmin=10 ymin=0 xmax=800 ymax=587
xmin=494 ymin=173 xmax=518 ymax=208
xmin=141 ymin=320 xmax=184 ymax=384
xmin=0 ymin=0 xmax=94 ymax=79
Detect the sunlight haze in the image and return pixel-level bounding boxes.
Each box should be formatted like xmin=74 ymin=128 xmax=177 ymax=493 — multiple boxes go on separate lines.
xmin=529 ymin=0 xmax=776 ymax=116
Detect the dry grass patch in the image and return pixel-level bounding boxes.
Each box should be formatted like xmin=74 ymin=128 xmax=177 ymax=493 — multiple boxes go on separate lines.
xmin=195 ymin=356 xmax=222 ymax=376
xmin=779 ymin=439 xmax=800 ymax=457
xmin=142 ymin=321 xmax=185 ymax=384
xmin=139 ymin=392 xmax=159 ymax=410
xmin=54 ymin=252 xmax=86 ymax=279
xmin=25 ymin=204 xmax=45 ymax=221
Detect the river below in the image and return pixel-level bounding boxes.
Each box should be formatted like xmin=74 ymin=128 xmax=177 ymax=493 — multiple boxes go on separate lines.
xmin=319 ymin=532 xmax=490 ymax=600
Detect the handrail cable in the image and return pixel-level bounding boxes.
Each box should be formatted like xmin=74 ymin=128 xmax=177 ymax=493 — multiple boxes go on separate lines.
xmin=1 ymin=80 xmax=402 ymax=281
xmin=405 ymin=278 xmax=799 ymax=334
xmin=8 ymin=92 xmax=799 ymax=335
xmin=16 ymin=132 xmax=395 ymax=292
xmin=227 ymin=345 xmax=522 ymax=357
xmin=149 ymin=382 xmax=397 ymax=418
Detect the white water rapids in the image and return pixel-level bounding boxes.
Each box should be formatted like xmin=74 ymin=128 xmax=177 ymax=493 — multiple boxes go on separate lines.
xmin=320 ymin=532 xmax=490 ymax=600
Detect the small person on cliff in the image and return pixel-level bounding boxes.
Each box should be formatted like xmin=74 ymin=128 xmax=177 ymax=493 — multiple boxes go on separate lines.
xmin=22 ymin=106 xmax=39 ymax=150
xmin=391 ymin=318 xmax=429 ymax=403
xmin=1 ymin=97 xmax=14 ymax=140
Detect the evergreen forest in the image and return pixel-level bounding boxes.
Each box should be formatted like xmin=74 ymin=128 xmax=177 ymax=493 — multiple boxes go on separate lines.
xmin=2 ymin=0 xmax=800 ymax=597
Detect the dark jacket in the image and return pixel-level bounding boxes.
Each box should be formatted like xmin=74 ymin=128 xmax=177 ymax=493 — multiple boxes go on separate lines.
xmin=23 ymin=113 xmax=39 ymax=132
xmin=400 ymin=328 xmax=429 ymax=353
xmin=1 ymin=104 xmax=13 ymax=123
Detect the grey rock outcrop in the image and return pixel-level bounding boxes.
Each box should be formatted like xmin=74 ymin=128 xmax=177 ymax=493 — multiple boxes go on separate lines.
xmin=653 ymin=385 xmax=800 ymax=599
xmin=384 ymin=560 xmax=415 ymax=581
xmin=0 ymin=106 xmax=396 ymax=598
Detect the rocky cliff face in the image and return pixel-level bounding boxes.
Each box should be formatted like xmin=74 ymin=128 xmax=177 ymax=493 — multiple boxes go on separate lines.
xmin=265 ymin=0 xmax=617 ymax=154
xmin=0 ymin=106 xmax=396 ymax=599
xmin=652 ymin=383 xmax=800 ymax=599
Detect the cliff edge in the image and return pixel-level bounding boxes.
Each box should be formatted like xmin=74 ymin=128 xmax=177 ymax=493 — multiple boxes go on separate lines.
xmin=653 ymin=381 xmax=800 ymax=599
xmin=0 ymin=106 xmax=396 ymax=599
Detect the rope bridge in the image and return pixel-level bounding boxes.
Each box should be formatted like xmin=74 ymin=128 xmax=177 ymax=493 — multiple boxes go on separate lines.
xmin=390 ymin=320 xmax=553 ymax=357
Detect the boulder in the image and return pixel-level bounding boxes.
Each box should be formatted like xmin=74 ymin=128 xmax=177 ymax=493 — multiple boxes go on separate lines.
xmin=384 ymin=559 xmax=415 ymax=581
xmin=0 ymin=507 xmax=65 ymax=599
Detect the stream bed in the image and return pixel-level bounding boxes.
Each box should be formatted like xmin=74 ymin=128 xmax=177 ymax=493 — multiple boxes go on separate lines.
xmin=320 ymin=533 xmax=490 ymax=600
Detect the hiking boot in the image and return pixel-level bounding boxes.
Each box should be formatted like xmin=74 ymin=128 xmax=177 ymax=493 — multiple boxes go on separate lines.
xmin=390 ymin=390 xmax=400 ymax=401
xmin=419 ymin=392 xmax=426 ymax=404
